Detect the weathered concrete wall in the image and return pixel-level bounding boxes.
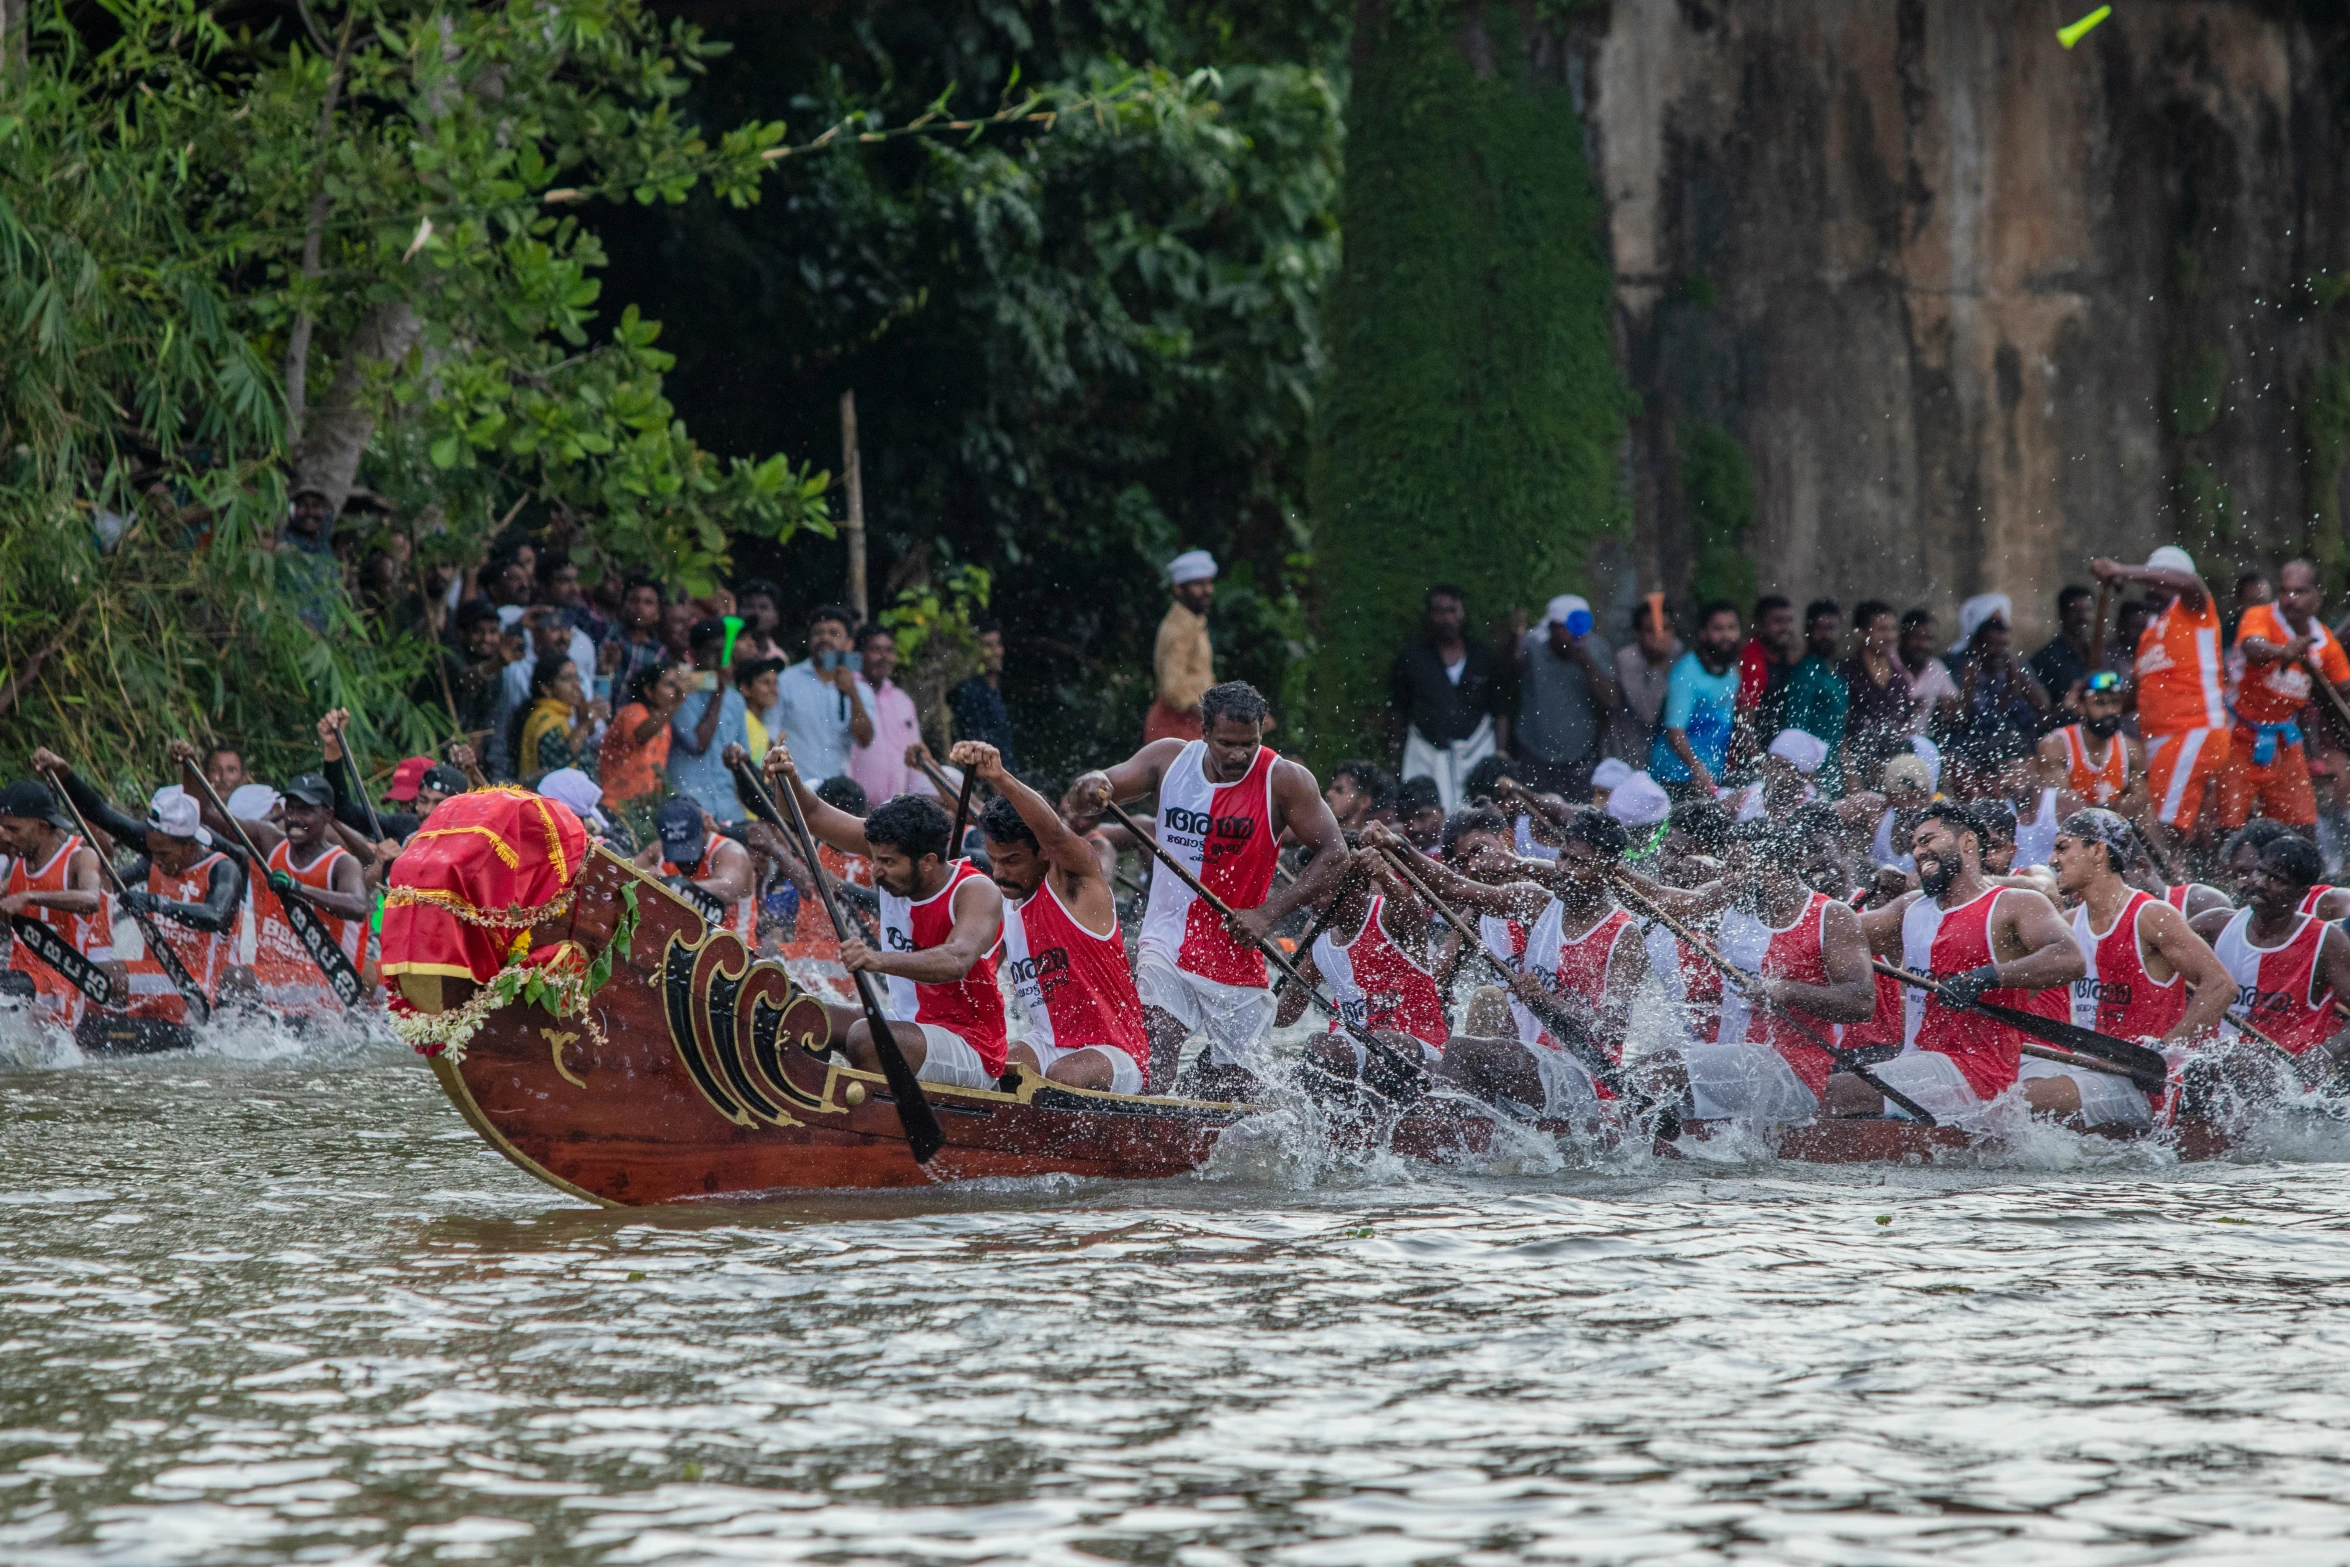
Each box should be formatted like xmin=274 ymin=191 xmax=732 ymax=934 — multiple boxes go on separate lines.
xmin=1575 ymin=0 xmax=2350 ymax=641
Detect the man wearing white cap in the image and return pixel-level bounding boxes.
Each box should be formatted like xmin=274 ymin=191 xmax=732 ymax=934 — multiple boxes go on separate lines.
xmin=37 ymin=753 xmax=245 ymax=1045
xmin=1147 ymin=550 xmax=1219 ymax=744
xmin=2093 ymin=546 xmax=2227 ymax=850
xmin=1723 ymin=729 xmax=1827 ymax=823
xmin=1511 ymin=593 xmax=1621 ymax=800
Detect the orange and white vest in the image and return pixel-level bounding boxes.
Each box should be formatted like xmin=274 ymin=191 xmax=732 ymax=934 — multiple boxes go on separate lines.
xmin=125 ymin=852 xmax=231 ymax=1024
xmin=6 ymin=834 xmax=109 ymax=1029
xmin=251 ymin=841 xmax=362 ymax=1017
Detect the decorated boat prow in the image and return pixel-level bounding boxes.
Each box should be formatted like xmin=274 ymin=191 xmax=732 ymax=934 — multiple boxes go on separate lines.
xmin=383 ymin=791 xmax=1258 ymax=1204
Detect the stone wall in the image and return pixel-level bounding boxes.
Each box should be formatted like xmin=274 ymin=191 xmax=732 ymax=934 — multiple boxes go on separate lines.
xmin=1573 ymin=0 xmax=2350 ymax=643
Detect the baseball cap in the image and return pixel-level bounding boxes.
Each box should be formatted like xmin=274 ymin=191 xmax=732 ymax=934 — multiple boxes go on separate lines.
xmin=386 ymin=756 xmax=433 ymax=802
xmin=655 ymin=798 xmax=706 ymax=863
xmin=225 ymin=783 xmax=282 ymax=819
xmin=145 ymin=786 xmax=212 ymax=845
xmin=281 ymin=774 xmax=335 ymax=808
xmin=1545 ymin=594 xmax=1595 ymax=637
xmin=0 ymin=780 xmax=70 ymax=829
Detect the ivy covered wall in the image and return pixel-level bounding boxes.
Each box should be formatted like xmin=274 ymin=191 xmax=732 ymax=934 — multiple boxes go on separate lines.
xmin=1303 ymin=0 xmax=1629 ymax=764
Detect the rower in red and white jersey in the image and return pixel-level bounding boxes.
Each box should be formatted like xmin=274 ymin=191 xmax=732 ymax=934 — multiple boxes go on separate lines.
xmin=1849 ymin=803 xmax=2085 ymax=1122
xmin=638 ymin=798 xmax=756 ymax=943
xmin=1277 ymin=842 xmax=1451 ymax=1093
xmin=1070 ymin=683 xmax=1347 ymax=1095
xmin=1312 ymin=892 xmax=1447 ymax=1051
xmin=767 ymin=739 xmax=1008 ymax=1086
xmin=2046 ymin=810 xmax=2235 ymax=1124
xmin=0 ymin=779 xmax=108 ymax=1033
xmin=2212 ymin=819 xmax=2350 ymax=921
xmin=2191 ymin=832 xmax=2350 ymax=1062
xmin=960 ymin=742 xmax=1149 ymax=1095
xmin=1623 ymin=810 xmax=1876 ymax=1122
xmin=239 ymin=774 xmax=373 ymax=1019
xmin=1373 ymin=810 xmax=1640 ymax=1122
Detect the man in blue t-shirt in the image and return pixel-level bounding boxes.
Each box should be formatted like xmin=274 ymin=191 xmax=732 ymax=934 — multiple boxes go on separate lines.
xmin=1649 ymin=601 xmax=1744 ymax=795
xmin=670 ymin=618 xmax=749 ymax=822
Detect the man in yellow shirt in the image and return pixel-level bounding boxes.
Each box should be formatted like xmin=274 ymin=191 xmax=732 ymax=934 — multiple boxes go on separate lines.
xmin=1148 ymin=549 xmax=1218 ymax=743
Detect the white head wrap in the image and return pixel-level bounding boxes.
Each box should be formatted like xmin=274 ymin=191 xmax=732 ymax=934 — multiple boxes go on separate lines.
xmin=1766 ymin=728 xmax=1829 ymax=776
xmin=1167 ymin=549 xmax=1218 ymax=586
xmin=1910 ymin=733 xmax=1943 ymax=795
xmin=536 ymin=768 xmax=609 ymax=830
xmin=1545 ymin=594 xmax=1591 ymax=628
xmin=1949 ymin=593 xmax=2013 ymax=655
xmin=1590 ymin=757 xmax=1634 ymax=794
xmin=2146 ymin=545 xmax=2198 ymax=576
xmin=1605 ymin=772 xmax=1672 ymax=829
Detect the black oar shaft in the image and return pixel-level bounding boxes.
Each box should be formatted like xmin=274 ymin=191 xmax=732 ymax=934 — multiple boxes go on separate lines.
xmin=1871 ymin=959 xmax=2163 ymax=1088
xmin=733 ymin=757 xmax=944 ymax=1163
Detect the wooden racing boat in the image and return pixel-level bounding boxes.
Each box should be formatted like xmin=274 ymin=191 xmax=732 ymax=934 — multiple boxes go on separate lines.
xmin=405 ymin=845 xmax=2259 ymax=1206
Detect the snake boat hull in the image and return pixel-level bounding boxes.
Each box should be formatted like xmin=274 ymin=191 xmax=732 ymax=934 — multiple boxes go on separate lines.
xmin=415 ymin=851 xmax=2255 ymax=1205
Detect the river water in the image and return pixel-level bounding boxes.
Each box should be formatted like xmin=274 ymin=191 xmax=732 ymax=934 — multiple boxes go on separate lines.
xmin=8 ymin=1026 xmax=2350 ymax=1566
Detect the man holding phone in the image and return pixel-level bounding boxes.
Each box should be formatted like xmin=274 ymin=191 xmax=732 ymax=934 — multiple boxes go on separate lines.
xmin=773 ymin=605 xmax=875 ymax=786
xmin=1510 ymin=593 xmax=1622 ymax=799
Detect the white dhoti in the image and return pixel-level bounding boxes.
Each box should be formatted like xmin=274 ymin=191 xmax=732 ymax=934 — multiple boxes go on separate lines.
xmin=1402 ymin=719 xmax=1496 ymax=813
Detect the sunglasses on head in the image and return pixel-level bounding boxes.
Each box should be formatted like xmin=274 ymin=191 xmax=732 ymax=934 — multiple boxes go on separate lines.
xmin=2085 ymin=671 xmax=2123 ymax=694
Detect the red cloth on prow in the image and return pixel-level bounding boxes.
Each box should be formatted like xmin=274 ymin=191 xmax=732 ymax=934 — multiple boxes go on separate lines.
xmin=382 ymin=787 xmax=588 ymax=986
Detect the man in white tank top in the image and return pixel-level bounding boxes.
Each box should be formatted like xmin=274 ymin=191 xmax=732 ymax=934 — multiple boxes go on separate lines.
xmin=1069 ymin=682 xmax=1348 ymax=1097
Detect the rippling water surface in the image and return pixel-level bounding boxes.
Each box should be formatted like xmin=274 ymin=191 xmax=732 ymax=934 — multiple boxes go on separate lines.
xmin=9 ymin=1024 xmax=2350 ymax=1566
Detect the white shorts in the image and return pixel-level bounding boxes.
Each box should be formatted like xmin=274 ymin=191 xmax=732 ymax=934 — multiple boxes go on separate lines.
xmin=1024 ymin=1038 xmax=1146 ymax=1096
xmin=1679 ymin=1042 xmax=1820 ymax=1124
xmin=2019 ymin=1054 xmax=2152 ymax=1127
xmin=1135 ymin=947 xmax=1275 ymax=1069
xmin=1870 ymin=1050 xmax=1985 ymax=1121
xmin=1516 ymin=1040 xmax=1600 ymax=1120
xmin=913 ymin=1024 xmax=998 ymax=1089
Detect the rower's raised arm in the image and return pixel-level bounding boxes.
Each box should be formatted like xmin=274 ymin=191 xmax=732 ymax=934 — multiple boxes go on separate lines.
xmin=951 ymin=741 xmax=1097 ymax=884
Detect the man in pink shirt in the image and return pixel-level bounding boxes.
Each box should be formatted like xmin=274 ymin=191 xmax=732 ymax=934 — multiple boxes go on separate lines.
xmin=849 ymin=623 xmax=935 ymax=803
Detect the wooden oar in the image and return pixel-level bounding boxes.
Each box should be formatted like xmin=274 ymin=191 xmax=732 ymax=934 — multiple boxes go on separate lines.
xmin=731 ymin=756 xmax=944 ymax=1163
xmin=179 ymin=760 xmax=367 ymax=1008
xmin=2088 ymin=580 xmax=2112 ymax=668
xmin=1094 ymin=798 xmax=1428 ymax=1092
xmin=1871 ymin=959 xmax=2166 ymax=1091
xmin=1370 ymin=839 xmax=1635 ymax=1100
xmin=51 ymin=782 xmax=200 ymax=1020
xmin=1609 ymin=873 xmax=1938 ymax=1125
xmin=333 ymin=714 xmax=386 ymax=843
xmin=913 ymin=751 xmax=962 ymax=804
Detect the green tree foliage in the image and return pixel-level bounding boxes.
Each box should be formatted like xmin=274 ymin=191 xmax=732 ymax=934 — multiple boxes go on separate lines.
xmin=1679 ymin=418 xmax=1758 ymax=611
xmin=596 ymin=1 xmax=1347 ymax=776
xmin=0 ymin=0 xmax=829 ymax=786
xmin=1303 ymin=0 xmax=1630 ymax=765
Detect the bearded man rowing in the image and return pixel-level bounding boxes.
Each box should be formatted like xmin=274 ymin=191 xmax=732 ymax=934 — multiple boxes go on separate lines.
xmin=762 ymin=741 xmax=1009 ymax=1090
xmin=1068 ymin=681 xmax=1346 ymax=1097
xmin=1845 ymin=802 xmax=2087 ymax=1122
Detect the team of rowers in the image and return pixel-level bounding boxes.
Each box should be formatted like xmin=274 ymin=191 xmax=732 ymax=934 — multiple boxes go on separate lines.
xmin=6 ymin=675 xmax=2346 ymax=1133
xmin=735 ymin=680 xmax=2350 ymax=1132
